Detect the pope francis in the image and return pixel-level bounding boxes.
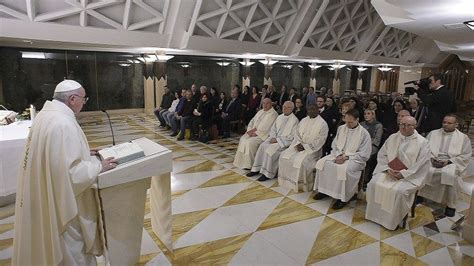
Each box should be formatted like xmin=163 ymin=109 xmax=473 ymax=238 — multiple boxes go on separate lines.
xmin=13 ymin=80 xmax=117 ymax=265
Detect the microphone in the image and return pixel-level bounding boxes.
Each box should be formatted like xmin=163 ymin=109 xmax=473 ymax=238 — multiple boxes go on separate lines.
xmin=101 ymin=109 xmax=116 ymax=146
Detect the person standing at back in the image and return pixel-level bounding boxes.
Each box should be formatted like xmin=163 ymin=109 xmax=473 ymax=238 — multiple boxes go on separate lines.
xmin=415 ymin=73 xmax=456 ymax=132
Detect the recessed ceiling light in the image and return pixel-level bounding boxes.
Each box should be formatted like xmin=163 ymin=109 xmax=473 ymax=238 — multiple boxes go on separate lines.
xmin=21 ymin=52 xmax=45 ymax=59
xmin=217 ymin=62 xmax=230 ymax=66
xmin=464 ymin=20 xmax=474 ymax=30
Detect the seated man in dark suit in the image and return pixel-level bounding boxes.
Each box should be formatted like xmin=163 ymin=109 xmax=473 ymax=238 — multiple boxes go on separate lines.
xmin=221 ymin=87 xmax=242 ymax=138
xmin=173 ymin=89 xmax=197 ymax=140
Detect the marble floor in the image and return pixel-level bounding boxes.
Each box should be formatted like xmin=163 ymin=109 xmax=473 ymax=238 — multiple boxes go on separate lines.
xmin=2 ymin=113 xmax=474 ymax=265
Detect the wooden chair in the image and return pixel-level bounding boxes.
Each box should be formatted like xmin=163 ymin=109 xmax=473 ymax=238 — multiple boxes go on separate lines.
xmin=401 ymin=191 xmax=418 ymax=228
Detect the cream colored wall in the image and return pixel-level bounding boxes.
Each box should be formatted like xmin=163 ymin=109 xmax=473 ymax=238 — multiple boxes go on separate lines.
xmin=397 ymin=67 xmax=422 ymax=93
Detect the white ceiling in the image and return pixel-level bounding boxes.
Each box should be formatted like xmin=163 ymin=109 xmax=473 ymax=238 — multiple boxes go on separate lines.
xmin=0 ymin=0 xmax=470 ymax=65
xmin=372 ymin=0 xmax=474 ymax=61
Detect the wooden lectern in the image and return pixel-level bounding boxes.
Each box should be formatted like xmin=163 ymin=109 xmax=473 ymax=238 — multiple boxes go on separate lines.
xmin=97 ymin=137 xmax=172 ymax=265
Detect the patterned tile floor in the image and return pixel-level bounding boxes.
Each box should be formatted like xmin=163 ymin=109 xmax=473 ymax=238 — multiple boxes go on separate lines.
xmin=2 ymin=113 xmax=474 ymax=265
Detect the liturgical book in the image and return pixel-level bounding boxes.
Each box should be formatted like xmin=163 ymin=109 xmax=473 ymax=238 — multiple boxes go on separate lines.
xmin=99 ymin=142 xmax=145 ymax=164
xmin=388 ymin=157 xmax=407 ymax=171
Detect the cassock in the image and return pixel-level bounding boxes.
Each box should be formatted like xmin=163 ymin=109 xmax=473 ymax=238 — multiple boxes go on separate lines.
xmin=233 ymin=108 xmax=278 ymax=169
xmin=278 ymin=115 xmax=328 ymax=192
xmin=314 ymin=124 xmax=372 ymax=202
xmin=13 ymin=100 xmax=104 ymax=265
xmin=419 ymin=129 xmax=472 ymax=208
xmin=251 ymin=113 xmax=299 ymax=178
xmin=365 ymin=131 xmax=430 ymax=230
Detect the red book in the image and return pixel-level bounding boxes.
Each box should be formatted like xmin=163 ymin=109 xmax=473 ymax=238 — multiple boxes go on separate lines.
xmin=388 ymin=157 xmax=407 ymax=171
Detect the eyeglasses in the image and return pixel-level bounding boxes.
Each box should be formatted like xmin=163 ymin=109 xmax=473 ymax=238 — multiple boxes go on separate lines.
xmin=399 ymin=123 xmax=415 ymax=128
xmin=73 ymin=94 xmax=89 ymax=104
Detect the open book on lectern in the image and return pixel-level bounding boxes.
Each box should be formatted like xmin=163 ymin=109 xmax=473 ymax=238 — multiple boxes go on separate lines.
xmin=98 ymin=142 xmax=145 ymax=164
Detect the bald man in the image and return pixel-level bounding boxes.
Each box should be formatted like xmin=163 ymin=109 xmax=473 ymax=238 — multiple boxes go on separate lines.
xmin=419 ymin=114 xmax=472 ymax=217
xmin=247 ymin=101 xmax=299 ymax=181
xmin=233 ymin=98 xmax=278 ymax=169
xmin=365 ymin=116 xmax=431 ymax=230
xmin=397 ymin=109 xmax=410 ymax=125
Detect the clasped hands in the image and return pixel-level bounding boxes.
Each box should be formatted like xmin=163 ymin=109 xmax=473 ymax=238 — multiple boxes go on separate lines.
xmin=334 ymin=154 xmax=348 ymax=165
xmin=387 ymin=169 xmax=403 ymax=180
xmin=295 ymin=143 xmax=305 ymax=152
xmin=246 ymin=128 xmax=258 ymax=137
xmin=431 ymin=158 xmax=449 ymax=169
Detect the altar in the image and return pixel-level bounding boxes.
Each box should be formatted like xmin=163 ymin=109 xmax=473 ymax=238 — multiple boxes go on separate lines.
xmin=0 ymin=120 xmax=31 ymax=206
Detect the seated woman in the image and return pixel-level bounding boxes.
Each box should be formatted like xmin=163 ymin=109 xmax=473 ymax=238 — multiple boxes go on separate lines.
xmin=367 ymin=98 xmax=384 ymax=124
xmin=382 ymin=99 xmax=405 ymax=138
xmin=245 ymin=86 xmax=261 ymax=124
xmin=213 ymin=91 xmax=229 ymax=135
xmin=191 ymin=93 xmax=213 ymax=141
xmin=293 ymin=97 xmax=307 ymax=121
xmin=360 ymin=109 xmax=383 ymax=189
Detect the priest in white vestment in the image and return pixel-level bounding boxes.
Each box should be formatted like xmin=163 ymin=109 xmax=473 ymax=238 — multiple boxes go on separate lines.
xmin=13 ymin=80 xmax=118 ymax=265
xmin=365 ymin=116 xmax=431 ymax=230
xmin=419 ymin=114 xmax=472 ymax=217
xmin=233 ymin=98 xmax=278 ymax=169
xmin=247 ymin=101 xmax=299 ymax=181
xmin=313 ymin=108 xmax=372 ymax=209
xmin=278 ymin=104 xmax=328 ymax=192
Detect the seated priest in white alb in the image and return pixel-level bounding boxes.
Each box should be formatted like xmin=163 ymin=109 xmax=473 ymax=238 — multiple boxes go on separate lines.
xmin=419 ymin=114 xmax=472 ymax=217
xmin=365 ymin=116 xmax=431 ymax=230
xmin=247 ymin=101 xmax=299 ymax=181
xmin=278 ymin=104 xmax=328 ymax=192
xmin=233 ymin=98 xmax=278 ymax=169
xmin=313 ymin=108 xmax=372 ymax=209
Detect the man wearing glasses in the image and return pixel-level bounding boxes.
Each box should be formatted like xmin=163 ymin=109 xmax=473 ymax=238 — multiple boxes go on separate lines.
xmin=13 ymin=80 xmax=117 ymax=265
xmin=365 ymin=116 xmax=431 ymax=230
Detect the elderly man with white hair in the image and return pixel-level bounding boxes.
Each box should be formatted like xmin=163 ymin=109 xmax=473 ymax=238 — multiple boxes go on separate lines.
xmin=233 ymin=98 xmax=278 ymax=169
xmin=278 ymin=104 xmax=328 ymax=192
xmin=247 ymin=101 xmax=299 ymax=181
xmin=419 ymin=114 xmax=472 ymax=217
xmin=13 ymin=80 xmax=117 ymax=265
xmin=365 ymin=116 xmax=431 ymax=230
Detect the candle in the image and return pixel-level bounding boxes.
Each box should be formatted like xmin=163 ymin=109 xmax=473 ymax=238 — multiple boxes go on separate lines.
xmin=30 ymin=104 xmax=36 ymax=121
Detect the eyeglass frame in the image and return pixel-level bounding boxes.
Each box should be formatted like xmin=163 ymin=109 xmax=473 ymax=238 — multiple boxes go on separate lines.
xmin=72 ymin=94 xmax=89 ymax=104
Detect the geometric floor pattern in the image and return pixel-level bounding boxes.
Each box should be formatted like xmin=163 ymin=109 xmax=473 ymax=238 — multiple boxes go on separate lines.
xmin=1 ymin=113 xmax=474 ymax=265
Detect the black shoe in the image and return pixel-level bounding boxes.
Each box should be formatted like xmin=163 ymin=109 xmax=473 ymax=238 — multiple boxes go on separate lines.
xmin=445 ymin=207 xmax=456 ymax=217
xmin=313 ymin=193 xmax=329 ymax=200
xmin=415 ymin=196 xmax=424 ymax=205
xmin=332 ymin=199 xmax=348 ymax=210
xmin=170 ymin=132 xmax=178 ymax=137
xmin=246 ymin=171 xmax=259 ymax=177
xmin=257 ymin=175 xmax=269 ymax=182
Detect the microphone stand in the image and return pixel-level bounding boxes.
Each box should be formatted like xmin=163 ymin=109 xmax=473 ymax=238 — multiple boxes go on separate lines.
xmin=101 ymin=109 xmax=116 ymax=146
